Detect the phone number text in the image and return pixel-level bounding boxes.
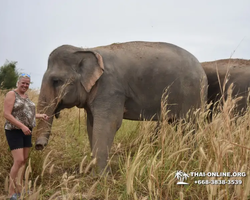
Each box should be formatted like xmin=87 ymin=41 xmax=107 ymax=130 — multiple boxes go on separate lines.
xmin=194 ymin=180 xmax=242 ymax=185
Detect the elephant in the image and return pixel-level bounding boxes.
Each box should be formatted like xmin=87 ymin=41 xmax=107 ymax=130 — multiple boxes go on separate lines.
xmin=201 ymin=58 xmax=250 ymax=116
xmin=35 ymin=41 xmax=208 ymax=171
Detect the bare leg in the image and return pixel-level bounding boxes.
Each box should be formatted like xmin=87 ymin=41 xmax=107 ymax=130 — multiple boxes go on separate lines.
xmin=9 ymin=148 xmax=25 ymax=196
xmin=20 ymin=148 xmax=31 ymax=192
xmin=23 ymin=148 xmax=30 ymax=162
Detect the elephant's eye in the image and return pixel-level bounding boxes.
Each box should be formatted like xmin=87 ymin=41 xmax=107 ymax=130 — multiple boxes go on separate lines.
xmin=53 ymin=79 xmax=61 ymax=87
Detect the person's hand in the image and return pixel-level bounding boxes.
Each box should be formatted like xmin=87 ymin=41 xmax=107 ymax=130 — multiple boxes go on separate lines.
xmin=40 ymin=114 xmax=49 ymax=121
xmin=21 ymin=125 xmax=32 ymax=135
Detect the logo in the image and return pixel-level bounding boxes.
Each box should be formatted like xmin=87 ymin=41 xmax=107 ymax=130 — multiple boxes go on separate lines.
xmin=175 ymin=170 xmax=189 ymax=185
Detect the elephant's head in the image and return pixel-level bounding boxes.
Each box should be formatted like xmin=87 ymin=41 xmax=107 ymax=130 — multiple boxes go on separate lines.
xmin=35 ymin=45 xmax=104 ymax=150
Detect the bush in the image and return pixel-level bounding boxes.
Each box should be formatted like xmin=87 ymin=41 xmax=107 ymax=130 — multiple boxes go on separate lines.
xmin=0 ymin=61 xmax=19 ymax=90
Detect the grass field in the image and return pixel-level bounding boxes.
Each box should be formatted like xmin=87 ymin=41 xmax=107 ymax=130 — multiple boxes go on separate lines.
xmin=0 ymin=89 xmax=250 ymax=200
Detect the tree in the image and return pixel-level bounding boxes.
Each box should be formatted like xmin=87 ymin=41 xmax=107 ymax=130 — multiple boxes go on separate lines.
xmin=0 ymin=61 xmax=19 ymax=90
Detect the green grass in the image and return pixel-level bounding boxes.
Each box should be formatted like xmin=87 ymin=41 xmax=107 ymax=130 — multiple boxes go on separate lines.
xmin=0 ymin=89 xmax=250 ymax=200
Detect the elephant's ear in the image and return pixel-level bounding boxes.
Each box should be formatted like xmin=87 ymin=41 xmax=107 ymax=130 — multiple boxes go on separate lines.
xmin=74 ymin=50 xmax=104 ymax=92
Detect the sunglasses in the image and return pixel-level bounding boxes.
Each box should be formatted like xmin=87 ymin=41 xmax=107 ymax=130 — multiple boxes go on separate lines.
xmin=20 ymin=73 xmax=31 ymax=78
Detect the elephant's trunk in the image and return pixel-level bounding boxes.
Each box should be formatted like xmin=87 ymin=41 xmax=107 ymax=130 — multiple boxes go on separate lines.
xmin=35 ymin=91 xmax=57 ymax=150
xmin=35 ymin=116 xmax=54 ymax=150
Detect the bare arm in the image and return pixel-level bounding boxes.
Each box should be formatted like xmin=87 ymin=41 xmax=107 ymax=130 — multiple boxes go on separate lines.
xmin=3 ymin=91 xmax=31 ymax=135
xmin=36 ymin=113 xmax=49 ymax=120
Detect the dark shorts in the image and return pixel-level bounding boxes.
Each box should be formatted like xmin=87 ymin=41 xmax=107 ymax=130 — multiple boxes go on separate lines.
xmin=5 ymin=129 xmax=32 ymax=151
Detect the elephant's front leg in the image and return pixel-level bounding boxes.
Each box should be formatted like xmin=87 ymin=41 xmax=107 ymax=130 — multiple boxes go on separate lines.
xmin=91 ymin=104 xmax=124 ymax=171
xmin=86 ymin=112 xmax=94 ymax=150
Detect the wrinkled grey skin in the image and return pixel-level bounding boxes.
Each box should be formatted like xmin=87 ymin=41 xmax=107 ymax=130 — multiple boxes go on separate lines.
xmin=36 ymin=41 xmax=207 ymax=171
xmin=202 ymin=59 xmax=250 ymax=115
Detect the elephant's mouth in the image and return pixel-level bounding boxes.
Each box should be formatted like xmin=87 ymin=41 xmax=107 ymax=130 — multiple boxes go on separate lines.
xmin=55 ymin=111 xmax=60 ymax=118
xmin=54 ymin=103 xmax=62 ymax=118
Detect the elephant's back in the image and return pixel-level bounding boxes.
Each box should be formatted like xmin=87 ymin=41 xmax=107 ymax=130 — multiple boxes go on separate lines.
xmin=94 ymin=41 xmax=205 ymax=76
xmin=202 ymin=59 xmax=250 ymax=75
xmin=202 ymin=58 xmax=250 ymax=88
xmin=95 ymin=41 xmax=207 ymax=119
xmin=202 ymin=59 xmax=250 ymax=111
xmin=95 ymin=41 xmax=199 ymax=61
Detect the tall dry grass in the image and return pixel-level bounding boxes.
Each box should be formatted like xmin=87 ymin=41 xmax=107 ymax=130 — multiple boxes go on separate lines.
xmin=0 ymin=86 xmax=250 ymax=200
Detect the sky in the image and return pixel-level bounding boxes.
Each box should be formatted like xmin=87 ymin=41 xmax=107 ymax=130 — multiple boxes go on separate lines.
xmin=1 ymin=0 xmax=250 ymax=89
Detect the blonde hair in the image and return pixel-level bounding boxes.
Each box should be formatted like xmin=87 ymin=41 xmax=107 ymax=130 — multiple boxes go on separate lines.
xmin=16 ymin=73 xmax=31 ymax=87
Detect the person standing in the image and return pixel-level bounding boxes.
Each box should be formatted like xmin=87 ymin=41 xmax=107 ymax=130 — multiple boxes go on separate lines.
xmin=3 ymin=73 xmax=49 ymax=200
